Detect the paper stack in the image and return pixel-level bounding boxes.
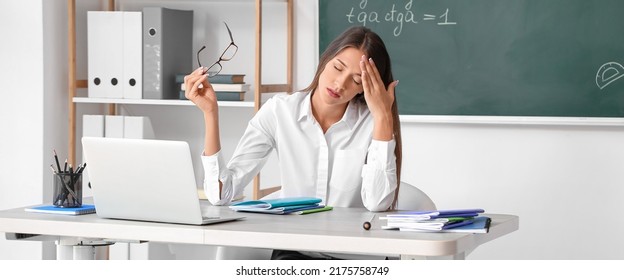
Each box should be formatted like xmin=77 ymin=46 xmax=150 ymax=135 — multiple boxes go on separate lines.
xmin=381 ymin=209 xmax=491 ymax=233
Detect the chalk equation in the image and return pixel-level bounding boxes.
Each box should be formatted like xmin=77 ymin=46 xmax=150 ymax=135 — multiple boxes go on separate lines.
xmin=345 ymin=0 xmax=457 ymax=37
xmin=596 ymin=62 xmax=624 ymax=90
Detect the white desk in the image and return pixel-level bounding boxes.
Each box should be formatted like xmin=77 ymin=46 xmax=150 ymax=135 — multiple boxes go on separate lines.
xmin=0 ymin=201 xmax=518 ymax=260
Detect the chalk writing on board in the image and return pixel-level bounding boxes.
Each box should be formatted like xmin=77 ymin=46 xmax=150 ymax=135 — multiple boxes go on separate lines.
xmin=345 ymin=0 xmax=457 ymax=37
xmin=596 ymin=62 xmax=624 ymax=90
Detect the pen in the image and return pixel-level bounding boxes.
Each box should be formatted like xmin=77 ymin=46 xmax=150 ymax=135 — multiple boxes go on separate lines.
xmin=76 ymin=162 xmax=86 ymax=174
xmin=363 ymin=213 xmax=376 ymax=230
xmin=63 ymin=159 xmax=67 ymax=173
xmin=68 ymin=164 xmax=74 ymax=191
xmin=53 ymin=149 xmax=62 ymax=174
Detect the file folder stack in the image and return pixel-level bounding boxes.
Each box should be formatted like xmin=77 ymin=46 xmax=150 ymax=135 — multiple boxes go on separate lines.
xmin=380 ymin=209 xmax=491 ymax=233
xmin=88 ymin=11 xmax=142 ymax=99
xmin=229 ymin=197 xmax=328 ymax=215
xmin=87 ymin=8 xmax=193 ymax=100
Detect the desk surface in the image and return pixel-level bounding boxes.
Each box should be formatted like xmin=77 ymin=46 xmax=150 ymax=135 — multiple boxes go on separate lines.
xmin=0 ymin=201 xmax=519 ymax=258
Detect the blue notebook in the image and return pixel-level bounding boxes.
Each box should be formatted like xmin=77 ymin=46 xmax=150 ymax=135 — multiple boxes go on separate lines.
xmin=25 ymin=204 xmax=96 ymax=216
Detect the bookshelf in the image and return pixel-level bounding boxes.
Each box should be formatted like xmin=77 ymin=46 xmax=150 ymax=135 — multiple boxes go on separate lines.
xmin=66 ymin=0 xmax=292 ymax=199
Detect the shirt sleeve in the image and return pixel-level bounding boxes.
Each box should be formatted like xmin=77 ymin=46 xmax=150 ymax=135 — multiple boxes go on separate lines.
xmin=201 ymin=99 xmax=277 ymax=206
xmin=201 ymin=150 xmax=229 ymax=205
xmin=361 ymin=139 xmax=398 ymax=212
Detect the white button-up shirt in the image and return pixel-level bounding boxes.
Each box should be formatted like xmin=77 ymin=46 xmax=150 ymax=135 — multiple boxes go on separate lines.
xmin=202 ymin=91 xmax=397 ymax=211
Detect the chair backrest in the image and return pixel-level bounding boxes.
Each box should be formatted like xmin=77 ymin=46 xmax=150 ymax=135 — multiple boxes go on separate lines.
xmin=396 ymin=181 xmax=437 ymax=211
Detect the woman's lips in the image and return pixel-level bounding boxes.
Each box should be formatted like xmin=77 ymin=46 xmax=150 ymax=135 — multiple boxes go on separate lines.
xmin=327 ymin=88 xmax=340 ymax=98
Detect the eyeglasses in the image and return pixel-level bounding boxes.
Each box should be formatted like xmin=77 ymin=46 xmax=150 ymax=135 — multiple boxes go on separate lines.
xmin=197 ymin=22 xmax=238 ymax=77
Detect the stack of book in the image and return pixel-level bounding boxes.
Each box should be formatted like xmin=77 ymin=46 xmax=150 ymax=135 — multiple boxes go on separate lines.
xmin=177 ymin=73 xmax=249 ymax=101
xmin=381 ymin=209 xmax=491 ymax=233
xmin=229 ymin=197 xmax=333 ymax=215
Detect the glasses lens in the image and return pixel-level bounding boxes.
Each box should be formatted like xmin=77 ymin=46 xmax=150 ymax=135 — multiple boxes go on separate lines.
xmin=221 ymin=44 xmax=238 ymax=61
xmin=207 ymin=62 xmax=222 ymax=77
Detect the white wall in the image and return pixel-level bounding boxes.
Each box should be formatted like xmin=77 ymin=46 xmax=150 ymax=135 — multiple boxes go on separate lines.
xmin=0 ymin=0 xmax=47 ymax=260
xmin=2 ymin=0 xmax=622 ymax=260
xmin=402 ymin=123 xmax=624 ymax=259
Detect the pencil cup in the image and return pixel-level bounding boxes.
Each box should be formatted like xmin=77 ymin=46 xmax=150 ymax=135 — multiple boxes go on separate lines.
xmin=53 ymin=172 xmax=83 ymax=208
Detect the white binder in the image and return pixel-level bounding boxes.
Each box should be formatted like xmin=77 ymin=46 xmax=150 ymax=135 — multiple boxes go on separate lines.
xmin=124 ymin=116 xmax=154 ymax=139
xmin=82 ymin=115 xmax=105 ymax=197
xmin=104 ymin=115 xmax=124 ymax=138
xmin=88 ymin=12 xmax=124 ymax=98
xmin=122 ymin=12 xmax=142 ymax=99
xmin=82 ymin=115 xmax=105 ymax=138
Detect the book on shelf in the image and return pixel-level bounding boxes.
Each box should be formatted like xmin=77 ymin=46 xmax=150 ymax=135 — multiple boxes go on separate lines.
xmin=179 ymin=91 xmax=245 ymax=101
xmin=399 ymin=216 xmax=492 ymax=233
xmin=25 ymin=204 xmax=96 ymax=216
xmin=175 ymin=73 xmax=245 ymax=84
xmin=229 ymin=197 xmax=324 ymax=215
xmin=180 ymin=82 xmax=250 ymax=92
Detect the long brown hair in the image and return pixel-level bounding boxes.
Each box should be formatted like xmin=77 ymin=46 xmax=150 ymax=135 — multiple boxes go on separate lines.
xmin=302 ymin=26 xmax=402 ymax=210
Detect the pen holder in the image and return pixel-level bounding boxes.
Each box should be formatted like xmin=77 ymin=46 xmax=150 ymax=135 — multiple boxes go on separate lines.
xmin=53 ymin=172 xmax=83 ymax=208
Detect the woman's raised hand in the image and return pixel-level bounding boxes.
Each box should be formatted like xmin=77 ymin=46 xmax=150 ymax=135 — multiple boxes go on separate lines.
xmin=184 ymin=67 xmax=218 ymax=114
xmin=359 ymin=55 xmax=398 ymax=136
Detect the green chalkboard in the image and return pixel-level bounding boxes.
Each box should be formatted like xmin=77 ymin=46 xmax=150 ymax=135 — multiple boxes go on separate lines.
xmin=319 ymin=0 xmax=624 ymax=117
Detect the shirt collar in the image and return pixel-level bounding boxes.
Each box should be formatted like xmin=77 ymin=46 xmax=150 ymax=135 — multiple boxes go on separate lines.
xmin=298 ymin=92 xmax=359 ymax=130
xmin=297 ymin=92 xmax=311 ymax=122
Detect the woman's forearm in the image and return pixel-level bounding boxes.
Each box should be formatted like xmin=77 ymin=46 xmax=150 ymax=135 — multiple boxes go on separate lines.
xmin=203 ymin=111 xmax=221 ymax=156
xmin=372 ymin=113 xmax=393 ymax=141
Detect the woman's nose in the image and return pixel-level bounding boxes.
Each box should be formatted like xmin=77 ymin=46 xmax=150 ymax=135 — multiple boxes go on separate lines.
xmin=335 ymin=73 xmax=348 ymax=89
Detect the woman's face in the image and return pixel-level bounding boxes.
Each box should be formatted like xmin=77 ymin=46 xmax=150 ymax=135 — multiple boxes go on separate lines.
xmin=315 ymin=47 xmax=365 ymax=108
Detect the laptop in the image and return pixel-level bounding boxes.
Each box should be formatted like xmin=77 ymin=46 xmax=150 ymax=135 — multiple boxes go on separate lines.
xmin=81 ymin=137 xmax=244 ymax=225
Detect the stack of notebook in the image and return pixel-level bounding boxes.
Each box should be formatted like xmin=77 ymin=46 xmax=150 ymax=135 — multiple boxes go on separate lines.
xmin=381 ymin=209 xmax=491 ymax=233
xmin=229 ymin=197 xmax=332 ymax=215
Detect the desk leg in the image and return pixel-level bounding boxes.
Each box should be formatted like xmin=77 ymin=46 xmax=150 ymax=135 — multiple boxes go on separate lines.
xmin=400 ymin=252 xmax=466 ymax=260
xmin=56 ymin=241 xmax=73 ymax=260
xmin=56 ymin=238 xmax=114 ymax=260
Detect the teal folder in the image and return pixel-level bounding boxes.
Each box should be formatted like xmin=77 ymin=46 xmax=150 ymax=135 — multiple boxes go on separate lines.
xmin=233 ymin=204 xmax=325 ymax=215
xmin=230 ymin=197 xmax=321 ymax=210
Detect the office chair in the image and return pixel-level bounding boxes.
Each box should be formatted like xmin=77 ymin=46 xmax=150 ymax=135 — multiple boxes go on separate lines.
xmin=396 ymin=181 xmax=437 ymax=211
